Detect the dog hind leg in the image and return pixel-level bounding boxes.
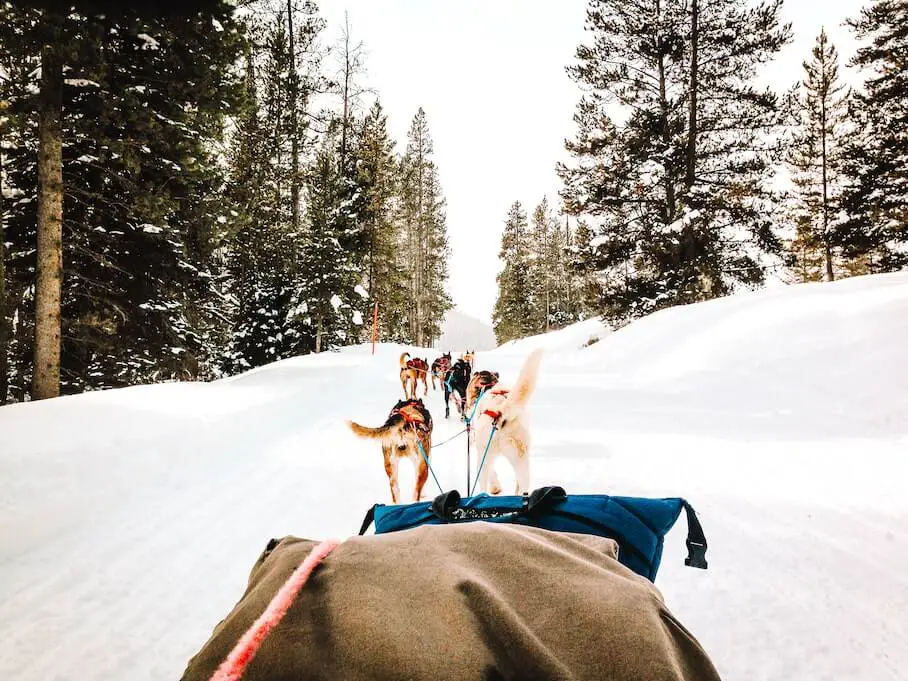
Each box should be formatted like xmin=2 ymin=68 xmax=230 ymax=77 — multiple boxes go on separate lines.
xmin=488 ymin=463 xmax=502 ymax=495
xmin=510 ymin=434 xmax=531 ymax=495
xmin=512 ymin=449 xmax=529 ymax=495
xmin=383 ymin=445 xmax=400 ymax=504
xmin=413 ymin=446 xmax=430 ymax=501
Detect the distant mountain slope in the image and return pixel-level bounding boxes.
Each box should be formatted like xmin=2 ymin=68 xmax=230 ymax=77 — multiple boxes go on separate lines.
xmin=437 ymin=308 xmax=497 ymax=351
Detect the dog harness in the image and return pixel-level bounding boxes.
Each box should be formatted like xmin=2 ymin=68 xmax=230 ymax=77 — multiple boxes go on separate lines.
xmin=481 ymin=388 xmax=510 ymax=423
xmin=390 ymin=399 xmax=432 ymax=433
xmin=406 ymin=358 xmax=429 ymax=374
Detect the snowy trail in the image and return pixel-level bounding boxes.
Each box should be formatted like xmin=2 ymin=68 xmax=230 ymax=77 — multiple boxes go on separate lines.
xmin=2 ymin=274 xmax=908 ymax=681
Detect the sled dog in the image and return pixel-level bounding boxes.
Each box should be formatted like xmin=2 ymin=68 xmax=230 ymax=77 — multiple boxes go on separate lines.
xmin=431 ymin=352 xmax=452 ymax=391
xmin=348 ymin=399 xmax=433 ymax=504
xmin=464 ymin=350 xmax=542 ymax=495
xmin=399 ymin=352 xmax=429 ymax=399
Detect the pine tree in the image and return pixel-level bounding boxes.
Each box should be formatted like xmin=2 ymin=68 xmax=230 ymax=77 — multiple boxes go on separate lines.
xmin=419 ymin=168 xmax=452 ymax=344
xmin=300 ymin=129 xmax=361 ymax=353
xmin=567 ymin=220 xmax=608 ymax=320
xmin=528 ymin=197 xmax=574 ymax=333
xmin=0 ymin=4 xmax=244 ymax=395
xmin=222 ymin=19 xmax=294 ymax=370
xmin=839 ymin=0 xmax=908 ymax=270
xmin=356 ymin=100 xmax=408 ymax=341
xmin=0 ymin=6 xmax=38 ymax=401
xmin=493 ymin=201 xmax=534 ymax=344
xmin=559 ymin=0 xmax=791 ymax=324
xmin=787 ymin=29 xmax=850 ymax=282
xmin=222 ymin=4 xmax=326 ymax=370
xmin=529 ymin=198 xmax=552 ymax=333
xmin=356 ymin=100 xmax=411 ymax=341
xmin=399 ymin=108 xmax=451 ymax=346
xmin=546 ymin=211 xmax=573 ymax=328
xmin=0 ymin=88 xmax=10 ymax=404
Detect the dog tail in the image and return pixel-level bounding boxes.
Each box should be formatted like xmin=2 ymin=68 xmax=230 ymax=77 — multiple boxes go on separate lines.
xmin=348 ymin=420 xmax=392 ymax=439
xmin=400 ymin=352 xmax=410 ymax=368
xmin=499 ymin=349 xmax=543 ymax=420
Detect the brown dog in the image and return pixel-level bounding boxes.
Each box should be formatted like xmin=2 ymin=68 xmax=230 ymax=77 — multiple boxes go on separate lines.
xmin=348 ymin=399 xmax=434 ymax=504
xmin=465 ymin=369 xmax=500 ymax=410
xmin=431 ymin=352 xmax=452 ymax=390
xmin=400 ymin=352 xmax=429 ymax=399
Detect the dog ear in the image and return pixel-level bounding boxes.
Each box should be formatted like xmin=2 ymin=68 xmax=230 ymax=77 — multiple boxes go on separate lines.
xmin=493 ymin=372 xmax=500 ymax=379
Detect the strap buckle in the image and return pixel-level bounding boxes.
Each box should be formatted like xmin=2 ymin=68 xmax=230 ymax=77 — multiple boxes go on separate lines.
xmin=684 ymin=540 xmax=708 ymax=569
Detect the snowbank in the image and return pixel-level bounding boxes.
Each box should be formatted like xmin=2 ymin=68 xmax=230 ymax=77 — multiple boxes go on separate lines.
xmin=1 ymin=273 xmax=906 ymax=681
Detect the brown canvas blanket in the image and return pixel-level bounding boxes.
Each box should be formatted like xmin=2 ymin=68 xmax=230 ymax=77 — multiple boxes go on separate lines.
xmin=181 ymin=523 xmax=722 ymax=681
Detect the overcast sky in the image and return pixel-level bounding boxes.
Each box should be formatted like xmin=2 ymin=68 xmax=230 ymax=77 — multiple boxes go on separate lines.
xmin=318 ymin=0 xmax=868 ymax=324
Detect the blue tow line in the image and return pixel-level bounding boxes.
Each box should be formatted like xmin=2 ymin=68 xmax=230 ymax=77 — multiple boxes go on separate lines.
xmin=464 ymin=387 xmax=489 ymax=426
xmin=469 ymin=424 xmax=498 ymax=496
xmin=416 ymin=440 xmax=444 ymax=495
xmin=463 ymin=387 xmax=497 ymax=496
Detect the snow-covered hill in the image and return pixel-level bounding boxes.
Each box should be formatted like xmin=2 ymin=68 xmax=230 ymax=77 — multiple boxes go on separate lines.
xmin=437 ymin=308 xmax=497 ymax=351
xmin=1 ymin=273 xmax=906 ymax=681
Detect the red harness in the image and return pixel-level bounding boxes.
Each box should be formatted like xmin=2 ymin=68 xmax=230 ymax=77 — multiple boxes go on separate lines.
xmin=406 ymin=359 xmax=429 ymax=374
xmin=482 ymin=389 xmax=510 ymax=423
xmin=391 ymin=401 xmax=431 ymax=433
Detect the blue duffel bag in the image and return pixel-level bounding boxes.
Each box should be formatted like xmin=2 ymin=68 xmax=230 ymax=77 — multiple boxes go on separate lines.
xmin=358 ymin=486 xmax=708 ymax=582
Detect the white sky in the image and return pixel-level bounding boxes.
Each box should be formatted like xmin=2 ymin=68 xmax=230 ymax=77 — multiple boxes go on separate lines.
xmin=318 ymin=0 xmax=867 ymax=324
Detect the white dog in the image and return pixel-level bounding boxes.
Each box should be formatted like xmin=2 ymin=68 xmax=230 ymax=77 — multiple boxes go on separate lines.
xmin=464 ymin=349 xmax=542 ymax=495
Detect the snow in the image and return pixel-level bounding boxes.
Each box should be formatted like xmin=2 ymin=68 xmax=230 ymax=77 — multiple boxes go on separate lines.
xmin=1 ymin=273 xmax=907 ymax=681
xmin=137 ymin=33 xmax=159 ymax=50
xmin=329 ymin=294 xmax=342 ymax=312
xmin=64 ymin=78 xmax=100 ymax=88
xmin=589 ymin=233 xmax=610 ymax=250
xmin=354 ymin=284 xmax=369 ymax=299
xmin=351 ymin=310 xmax=364 ymax=326
xmin=662 ymin=208 xmax=702 ymax=233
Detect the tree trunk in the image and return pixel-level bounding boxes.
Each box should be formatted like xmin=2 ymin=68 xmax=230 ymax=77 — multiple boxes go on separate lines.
xmin=32 ymin=33 xmax=65 ymax=401
xmin=820 ymin=90 xmax=834 ymax=282
xmin=686 ymin=0 xmax=699 ymax=191
xmin=415 ymin=141 xmax=424 ymax=347
xmin=341 ymin=12 xmax=351 ymax=173
xmin=287 ymin=0 xmax=300 ymax=233
xmin=656 ymin=0 xmax=677 ymax=224
xmin=564 ymin=215 xmax=573 ymax=320
xmin=368 ymin=216 xmax=375 ymax=301
xmin=0 ymin=126 xmax=8 ymax=404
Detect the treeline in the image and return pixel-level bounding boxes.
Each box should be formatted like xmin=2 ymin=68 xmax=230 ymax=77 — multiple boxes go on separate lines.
xmin=0 ymin=0 xmax=451 ymax=403
xmin=495 ymin=0 xmax=907 ymax=340
xmin=492 ymin=198 xmax=599 ymax=344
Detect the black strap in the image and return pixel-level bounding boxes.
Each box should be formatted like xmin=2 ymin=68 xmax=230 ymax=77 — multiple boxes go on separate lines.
xmin=681 ymin=500 xmax=708 ymax=569
xmin=358 ymin=504 xmax=377 ymax=535
xmin=431 ymin=486 xmax=565 ymax=522
xmin=525 ymin=486 xmax=567 ymax=512
xmin=431 ymin=490 xmax=462 ymax=521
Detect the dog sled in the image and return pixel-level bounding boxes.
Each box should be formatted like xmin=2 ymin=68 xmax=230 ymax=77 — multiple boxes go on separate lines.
xmin=181 ymin=347 xmax=719 ymax=680
xmin=180 ymin=483 xmax=717 ymax=681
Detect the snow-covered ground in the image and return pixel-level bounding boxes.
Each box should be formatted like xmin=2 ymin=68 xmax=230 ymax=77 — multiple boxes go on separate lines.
xmin=1 ymin=272 xmax=907 ymax=681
